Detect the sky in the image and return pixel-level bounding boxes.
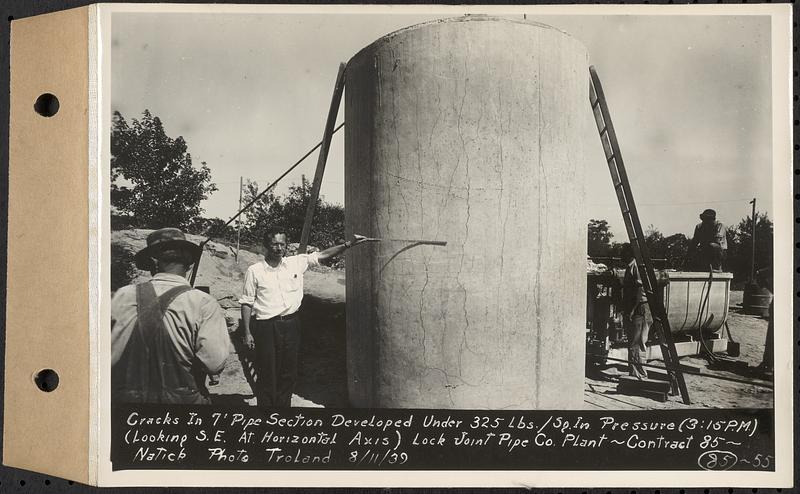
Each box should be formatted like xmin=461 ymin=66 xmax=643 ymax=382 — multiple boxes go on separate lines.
xmin=110 ymin=10 xmax=772 ymax=239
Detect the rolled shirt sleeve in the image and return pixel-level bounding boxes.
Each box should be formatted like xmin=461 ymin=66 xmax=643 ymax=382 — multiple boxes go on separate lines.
xmin=631 ymin=263 xmax=643 ymax=286
xmin=715 ymin=223 xmax=728 ymax=250
xmin=238 ymin=266 xmax=256 ymax=306
xmin=195 ymin=296 xmax=231 ymax=374
xmin=301 ymin=252 xmax=320 ymax=272
xmin=689 ymin=224 xmax=700 ymax=249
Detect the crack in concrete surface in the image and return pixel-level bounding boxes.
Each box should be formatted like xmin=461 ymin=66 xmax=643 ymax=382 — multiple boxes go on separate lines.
xmin=455 ymin=58 xmax=473 ymax=388
xmin=349 ymin=27 xmax=586 ymax=408
xmin=534 ymin=47 xmax=544 ymax=407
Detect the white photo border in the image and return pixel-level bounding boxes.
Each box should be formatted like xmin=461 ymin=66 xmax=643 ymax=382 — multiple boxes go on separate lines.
xmin=95 ymin=3 xmax=794 ymax=487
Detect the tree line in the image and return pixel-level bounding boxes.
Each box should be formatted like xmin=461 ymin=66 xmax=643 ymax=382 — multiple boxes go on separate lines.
xmin=111 ymin=110 xmax=345 ymax=252
xmin=588 ymin=214 xmax=773 ymax=284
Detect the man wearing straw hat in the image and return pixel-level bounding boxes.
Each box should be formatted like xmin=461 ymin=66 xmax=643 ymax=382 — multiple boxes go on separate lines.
xmin=111 ymin=228 xmax=231 ymax=404
xmin=687 ymin=208 xmax=728 ymax=272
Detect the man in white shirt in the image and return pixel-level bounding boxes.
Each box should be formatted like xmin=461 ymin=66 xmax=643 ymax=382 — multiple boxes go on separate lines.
xmin=239 ymin=227 xmax=369 ymax=407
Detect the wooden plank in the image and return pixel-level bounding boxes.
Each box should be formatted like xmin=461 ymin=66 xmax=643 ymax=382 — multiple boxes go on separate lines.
xmin=582 ymin=396 xmax=609 ymax=410
xmin=593 ymin=392 xmax=649 ymax=410
xmin=618 ymin=375 xmax=672 ymax=393
xmin=616 ymin=386 xmax=668 ymax=403
xmin=299 ymin=62 xmax=347 ymax=252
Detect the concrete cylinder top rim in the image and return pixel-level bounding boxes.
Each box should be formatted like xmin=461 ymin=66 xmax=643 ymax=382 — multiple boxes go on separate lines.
xmin=349 ymin=15 xmax=584 ymax=65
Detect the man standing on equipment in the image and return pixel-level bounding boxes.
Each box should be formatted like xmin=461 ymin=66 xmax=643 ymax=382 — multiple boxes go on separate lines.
xmin=621 ymin=243 xmax=649 ymax=380
xmin=687 ymin=208 xmax=728 ymax=272
xmin=239 ymin=227 xmax=370 ymax=407
xmin=111 ymin=228 xmax=231 ymax=404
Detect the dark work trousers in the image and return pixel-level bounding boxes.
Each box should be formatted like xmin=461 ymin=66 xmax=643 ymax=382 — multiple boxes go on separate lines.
xmin=691 ymin=244 xmax=726 ymax=271
xmin=251 ymin=316 xmax=301 ymax=407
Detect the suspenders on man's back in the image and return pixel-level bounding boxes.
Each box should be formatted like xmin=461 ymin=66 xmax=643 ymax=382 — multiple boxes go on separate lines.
xmin=112 ymin=282 xmax=210 ymax=404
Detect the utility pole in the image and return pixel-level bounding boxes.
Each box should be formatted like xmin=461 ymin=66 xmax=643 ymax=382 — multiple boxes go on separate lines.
xmin=236 ymin=176 xmax=243 ymax=261
xmin=749 ymin=197 xmax=756 ymax=281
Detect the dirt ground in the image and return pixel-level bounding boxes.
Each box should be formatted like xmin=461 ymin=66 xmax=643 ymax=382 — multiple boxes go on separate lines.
xmin=208 ymin=273 xmax=773 ymax=411
xmin=112 ymin=231 xmax=772 ymax=410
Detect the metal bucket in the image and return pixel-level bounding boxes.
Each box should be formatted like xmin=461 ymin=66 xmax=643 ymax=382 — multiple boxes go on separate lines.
xmin=743 ymin=284 xmax=772 ymax=317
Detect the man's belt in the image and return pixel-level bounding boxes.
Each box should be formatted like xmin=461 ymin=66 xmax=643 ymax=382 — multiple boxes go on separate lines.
xmin=265 ymin=312 xmax=298 ymax=322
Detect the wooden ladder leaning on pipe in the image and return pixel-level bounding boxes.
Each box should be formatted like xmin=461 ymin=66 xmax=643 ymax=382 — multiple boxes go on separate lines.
xmin=588 ymin=66 xmax=691 ymax=405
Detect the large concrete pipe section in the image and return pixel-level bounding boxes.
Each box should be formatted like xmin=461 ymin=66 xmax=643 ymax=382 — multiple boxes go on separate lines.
xmin=344 ymin=17 xmax=589 ymax=409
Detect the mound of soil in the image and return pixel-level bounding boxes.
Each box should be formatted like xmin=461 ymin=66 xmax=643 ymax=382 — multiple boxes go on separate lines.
xmin=111 ymin=230 xmax=261 ymax=306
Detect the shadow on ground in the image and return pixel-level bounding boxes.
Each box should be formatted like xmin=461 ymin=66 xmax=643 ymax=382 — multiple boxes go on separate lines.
xmin=296 ymin=294 xmax=349 ymax=407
